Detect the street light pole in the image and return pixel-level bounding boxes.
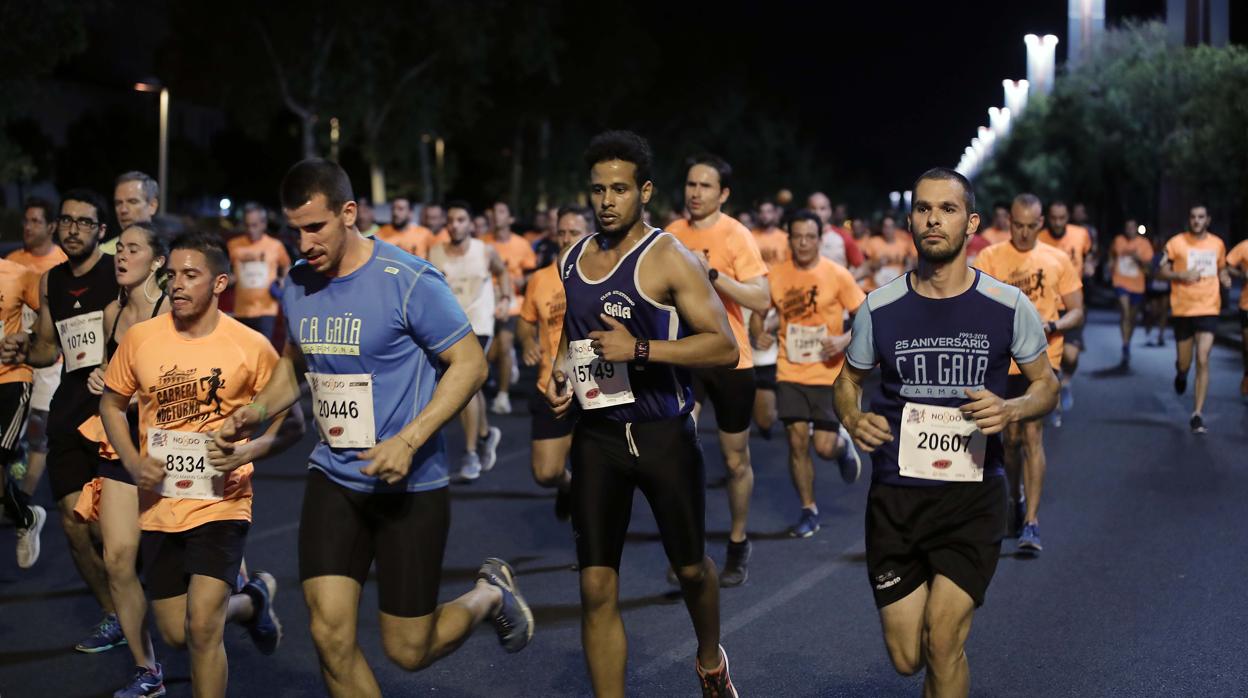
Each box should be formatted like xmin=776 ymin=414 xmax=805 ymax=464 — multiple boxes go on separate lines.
xmin=158 ymin=87 xmax=169 ymax=213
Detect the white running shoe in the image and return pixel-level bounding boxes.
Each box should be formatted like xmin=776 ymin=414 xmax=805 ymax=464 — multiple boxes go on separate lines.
xmin=480 ymin=426 xmax=502 ymax=471
xmin=490 ymin=392 xmax=512 ymax=415
xmin=16 ymin=504 xmax=46 ymax=569
xmin=456 ymin=453 xmax=482 ymax=482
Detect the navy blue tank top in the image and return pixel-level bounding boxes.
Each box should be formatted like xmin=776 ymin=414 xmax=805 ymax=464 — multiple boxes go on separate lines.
xmin=561 ymin=229 xmax=692 ymax=423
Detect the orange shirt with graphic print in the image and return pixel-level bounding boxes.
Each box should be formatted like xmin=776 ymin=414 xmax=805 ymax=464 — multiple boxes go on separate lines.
xmin=752 ymin=227 xmax=790 ymax=269
xmin=770 ymin=258 xmax=865 ymax=385
xmin=1038 ymin=225 xmax=1093 ymax=274
xmin=519 ymin=264 xmax=565 ymax=392
xmin=6 ymin=246 xmax=68 ymax=275
xmin=377 ymin=224 xmax=435 ymax=258
xmin=1164 ymin=232 xmax=1226 ymax=317
xmin=104 ymin=313 xmax=278 ymax=533
xmin=974 ymin=241 xmax=1081 ymax=373
xmin=668 ymin=215 xmax=769 ymax=369
xmin=487 ymin=233 xmax=538 ymax=317
xmin=0 ymin=259 xmax=40 ymax=385
xmin=860 ymin=235 xmax=918 ymax=292
xmin=227 ymin=234 xmax=291 ymax=318
xmin=1109 ymin=234 xmax=1154 ymax=295
xmin=1226 ymin=240 xmax=1248 ymax=311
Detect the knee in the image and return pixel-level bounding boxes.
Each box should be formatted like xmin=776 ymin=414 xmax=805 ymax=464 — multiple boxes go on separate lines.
xmin=885 ymin=640 xmax=924 ymax=676
xmin=813 ymin=439 xmax=838 ymax=461
xmin=673 ymin=560 xmax=708 ymax=587
xmin=723 ymin=446 xmax=751 ymax=473
xmin=383 ymin=635 xmax=434 ymax=672
xmin=103 ymin=542 xmax=138 ymax=579
xmin=309 ymin=615 xmax=355 ymax=663
xmin=531 ymin=461 xmax=565 ymax=488
xmin=185 ymin=611 xmax=223 ymax=651
xmin=923 ymin=628 xmax=965 ymax=673
xmin=579 ymin=571 xmax=619 ymax=615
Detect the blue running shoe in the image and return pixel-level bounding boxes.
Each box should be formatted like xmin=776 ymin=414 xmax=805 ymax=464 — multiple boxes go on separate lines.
xmin=1018 ymin=523 xmax=1042 ymax=556
xmin=114 ymin=664 xmax=165 ymax=697
xmin=478 ymin=558 xmax=533 ymax=653
xmin=76 ymin=613 xmax=127 ymax=653
xmin=789 ymin=508 xmax=820 ymax=538
xmin=835 ymin=425 xmax=861 ymax=484
xmin=1059 ymin=384 xmax=1074 ymax=412
xmin=242 ymin=571 xmax=282 ymax=655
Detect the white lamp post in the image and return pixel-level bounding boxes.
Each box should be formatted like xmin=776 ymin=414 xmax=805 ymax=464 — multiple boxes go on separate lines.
xmin=1024 ymin=34 xmax=1060 ymax=96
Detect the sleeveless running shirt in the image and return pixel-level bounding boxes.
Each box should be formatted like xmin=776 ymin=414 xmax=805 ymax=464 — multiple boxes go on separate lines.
xmin=561 ymin=229 xmax=692 ymax=423
xmin=428 ymin=239 xmax=495 ymax=337
xmin=46 ymin=256 xmax=119 ymax=435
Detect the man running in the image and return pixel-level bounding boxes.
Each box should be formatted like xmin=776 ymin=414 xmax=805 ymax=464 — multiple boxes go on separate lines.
xmin=518 ymin=206 xmax=590 ymax=519
xmin=835 ymin=169 xmax=1057 ymax=698
xmin=0 ymin=257 xmax=42 ymax=565
xmin=1038 ymin=201 xmax=1093 ymax=413
xmin=1 ymin=189 xmax=123 ymax=651
xmin=546 ymin=129 xmax=738 ymax=697
xmin=227 ymin=203 xmax=291 ymax=345
xmin=485 ymin=201 xmax=536 ymax=415
xmin=1108 ymin=219 xmax=1154 ymax=368
xmin=1159 ymin=204 xmax=1231 ymax=434
xmin=768 ymin=209 xmax=865 ymax=537
xmin=1226 ymin=237 xmax=1248 ymax=400
xmin=974 ymin=193 xmax=1083 ymax=553
xmin=377 ymin=194 xmax=434 ymax=258
xmin=808 ymin=191 xmax=864 ymax=271
xmin=222 ymin=159 xmax=532 ymax=698
xmin=965 ymin=202 xmax=1009 ymax=266
xmin=861 ymin=215 xmax=918 ymax=292
xmin=428 ymin=201 xmax=508 ymax=482
xmin=101 ymin=232 xmax=300 ymax=697
xmin=749 ymin=199 xmax=789 ymax=438
xmin=105 ymin=172 xmax=159 ymax=255
xmin=669 ymin=153 xmax=770 ymax=587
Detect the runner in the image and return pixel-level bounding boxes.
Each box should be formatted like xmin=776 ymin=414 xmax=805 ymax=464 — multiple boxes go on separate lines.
xmin=427 ymin=201 xmax=508 ymax=482
xmin=100 ymin=231 xmax=301 ymax=697
xmin=485 ymin=201 xmax=537 ymax=415
xmin=422 ymin=203 xmax=449 ymax=244
xmin=227 ymin=203 xmax=291 ymax=344
xmin=1 ymin=189 xmax=123 ymax=651
xmin=749 ymin=199 xmax=789 ymax=438
xmin=974 ymin=193 xmax=1083 ymax=553
xmin=356 ymin=198 xmax=380 ymax=238
xmin=965 ymin=202 xmax=1010 ymax=265
xmin=1159 ymin=205 xmax=1231 ymax=434
xmin=221 ymin=159 xmax=532 ymax=697
xmin=0 ymin=257 xmax=42 ymax=566
xmin=376 ymin=194 xmax=434 ymax=258
xmin=1038 ymin=201 xmax=1094 ymax=413
xmin=808 ymin=191 xmax=864 ymax=271
xmin=545 ymin=129 xmax=738 ymax=697
xmin=1108 ymin=219 xmax=1154 ymax=368
xmin=669 ymin=153 xmax=771 ymax=587
xmin=1226 ymin=237 xmax=1248 ymax=400
xmin=518 ymin=206 xmax=590 ymax=519
xmin=1143 ymin=227 xmax=1172 ymax=346
xmin=861 ymin=215 xmax=918 ymax=292
xmin=104 ymin=172 xmax=159 ymax=255
xmin=768 ymin=209 xmax=865 ymax=537
xmin=835 ymin=169 xmax=1057 ymax=697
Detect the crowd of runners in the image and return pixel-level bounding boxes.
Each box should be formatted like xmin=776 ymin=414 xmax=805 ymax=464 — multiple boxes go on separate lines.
xmin=0 ymin=129 xmax=1244 ymax=698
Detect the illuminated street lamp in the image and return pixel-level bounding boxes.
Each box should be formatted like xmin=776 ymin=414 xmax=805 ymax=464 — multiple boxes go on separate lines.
xmin=989 ymin=107 xmax=1011 ymax=138
xmin=1024 ymin=34 xmax=1060 ymax=96
xmin=134 ymin=80 xmax=169 ymax=213
xmin=1003 ymin=79 xmax=1030 ymax=116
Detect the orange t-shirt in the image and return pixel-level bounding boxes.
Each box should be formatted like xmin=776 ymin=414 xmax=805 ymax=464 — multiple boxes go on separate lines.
xmin=433 ymin=228 xmax=451 ymax=245
xmin=769 ymin=258 xmax=865 ymax=385
xmin=980 ymin=227 xmax=1011 ymax=246
xmin=1109 ymin=234 xmax=1155 ymax=295
xmin=227 ymin=234 xmax=291 ymax=319
xmin=1164 ymin=232 xmax=1226 ymax=317
xmin=0 ymin=259 xmax=40 ymax=385
xmin=104 ymin=313 xmax=278 ymax=533
xmin=519 ymin=264 xmax=565 ymax=392
xmin=377 ymin=224 xmax=435 ymax=258
xmin=487 ymin=233 xmax=537 ymax=317
xmin=6 ymin=246 xmax=68 ymax=275
xmin=752 ymin=227 xmax=790 ymax=269
xmin=1226 ymin=240 xmax=1248 ymax=311
xmin=668 ymin=214 xmax=769 ymax=369
xmin=974 ymin=241 xmax=1081 ymax=373
xmin=1038 ymin=225 xmax=1093 ymax=275
xmin=861 ymin=235 xmax=918 ymax=292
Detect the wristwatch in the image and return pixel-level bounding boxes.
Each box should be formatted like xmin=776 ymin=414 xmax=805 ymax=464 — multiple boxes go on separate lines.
xmin=1045 ymin=321 xmax=1058 ymax=334
xmin=708 ymin=268 xmax=719 ymax=282
xmin=634 ymin=338 xmax=650 ymax=365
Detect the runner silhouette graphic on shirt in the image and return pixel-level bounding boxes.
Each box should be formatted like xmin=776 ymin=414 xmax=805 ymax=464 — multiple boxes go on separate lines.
xmin=200 ymin=368 xmax=225 ymax=415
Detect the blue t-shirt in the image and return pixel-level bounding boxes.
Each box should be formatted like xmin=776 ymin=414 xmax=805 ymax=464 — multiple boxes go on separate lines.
xmin=845 ymin=270 xmax=1047 ymax=487
xmin=280 ymin=240 xmax=472 ymax=493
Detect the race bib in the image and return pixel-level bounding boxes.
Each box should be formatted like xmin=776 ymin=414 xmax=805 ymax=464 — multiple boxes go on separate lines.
xmin=897 ymin=402 xmax=986 ymax=482
xmin=1116 ymin=254 xmax=1141 ymax=278
xmin=785 ymin=324 xmax=827 ymax=364
xmin=56 ymin=310 xmax=104 ymax=372
xmin=568 ymin=339 xmax=634 ymax=410
xmin=239 ymin=260 xmax=270 ymax=289
xmin=307 ymin=372 xmax=376 ymax=448
xmin=149 ymin=428 xmax=223 ymax=500
xmin=1187 ymin=249 xmax=1217 ymax=278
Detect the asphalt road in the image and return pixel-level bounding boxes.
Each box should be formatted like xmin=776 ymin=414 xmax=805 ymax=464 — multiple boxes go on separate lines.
xmin=2 ymin=309 xmax=1246 ymax=697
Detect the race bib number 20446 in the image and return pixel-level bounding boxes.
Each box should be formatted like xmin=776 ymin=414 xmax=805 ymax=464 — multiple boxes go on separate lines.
xmin=897 ymin=402 xmax=986 ymax=482
xmin=307 ymin=372 xmax=376 ymax=448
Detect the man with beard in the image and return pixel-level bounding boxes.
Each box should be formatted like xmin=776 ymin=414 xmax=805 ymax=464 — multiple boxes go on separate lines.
xmin=546 ymin=130 xmax=739 ymax=696
xmin=377 ymin=195 xmax=434 ymax=258
xmin=1 ymin=189 xmax=123 ymax=652
xmin=835 ymin=169 xmax=1056 ymax=698
xmin=1038 ymin=201 xmax=1093 ymax=415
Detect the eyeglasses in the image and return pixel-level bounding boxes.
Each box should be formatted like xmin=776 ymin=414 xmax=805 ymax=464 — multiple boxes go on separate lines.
xmin=56 ymin=216 xmax=100 ymax=231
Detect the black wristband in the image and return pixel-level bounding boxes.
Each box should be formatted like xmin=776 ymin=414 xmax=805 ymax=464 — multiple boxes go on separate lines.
xmin=634 ymin=338 xmax=650 ymax=365
xmin=1045 ymin=321 xmax=1058 ymax=334
xmin=708 ymin=268 xmax=719 ymax=282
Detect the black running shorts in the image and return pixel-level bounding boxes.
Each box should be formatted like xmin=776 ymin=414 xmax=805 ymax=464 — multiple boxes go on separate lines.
xmin=753 ymin=364 xmax=777 ymax=391
xmin=571 ymin=414 xmax=705 ymax=571
xmin=298 ymin=468 xmax=449 ymax=618
xmin=530 ymin=394 xmax=573 ymax=440
xmin=692 ymin=366 xmax=756 ymax=434
xmin=865 ymin=477 xmax=1006 ymax=608
xmin=776 ymin=381 xmax=839 ymax=431
xmin=47 ymin=430 xmax=99 ymax=501
xmin=0 ymin=382 xmax=31 ymax=463
xmin=1172 ymin=314 xmax=1219 ymax=342
xmin=142 ymin=520 xmax=249 ymax=600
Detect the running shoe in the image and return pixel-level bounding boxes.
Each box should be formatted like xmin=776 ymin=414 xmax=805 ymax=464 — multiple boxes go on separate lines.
xmin=509 ymin=350 xmax=520 ymax=386
xmin=477 ymin=558 xmax=533 ymax=653
xmin=76 ymin=613 xmax=127 ymax=653
xmin=16 ymin=504 xmax=45 ymax=569
xmin=113 ymin=664 xmax=165 ymax=698
xmin=789 ymin=508 xmax=820 ymax=538
xmin=455 ymin=452 xmax=482 ymax=483
xmin=490 ymin=392 xmax=512 ymax=415
xmin=1049 ymin=409 xmax=1063 ymax=428
xmin=1059 ymin=383 xmax=1074 ymax=412
xmin=1017 ymin=523 xmax=1042 ymax=556
xmin=1190 ymin=413 xmax=1207 ymax=435
xmin=479 ymin=426 xmax=502 ymax=471
xmin=836 ymin=425 xmax=861 ymax=484
xmin=1174 ymin=370 xmax=1187 ymax=395
xmin=696 ymin=645 xmax=739 ymax=698
xmin=719 ymin=539 xmax=751 ymax=588
xmin=554 ymin=487 xmax=571 ymax=522
xmin=1009 ymin=497 xmax=1025 ymax=539
xmin=242 ymin=571 xmax=282 ymax=655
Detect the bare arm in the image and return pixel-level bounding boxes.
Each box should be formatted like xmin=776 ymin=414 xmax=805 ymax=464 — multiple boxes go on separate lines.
xmin=648 ymin=240 xmax=738 ymax=368
xmin=2 ymin=272 xmax=61 ymax=368
xmin=833 ymin=362 xmax=893 ymax=451
xmin=487 ymin=248 xmax=512 ymax=315
xmin=1008 ymin=356 xmax=1059 ymax=420
xmin=1158 ymin=258 xmax=1198 ymax=282
xmin=517 ymin=317 xmax=541 ymax=366
xmin=713 ymin=273 xmax=771 ymax=315
xmin=1054 ymin=289 xmax=1084 ymax=331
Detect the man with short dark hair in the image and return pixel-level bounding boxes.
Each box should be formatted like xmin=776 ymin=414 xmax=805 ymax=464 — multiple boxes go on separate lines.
xmin=1038 ymin=201 xmax=1093 ymax=417
xmin=423 ymin=203 xmax=448 ymax=245
xmin=485 ymin=200 xmax=536 ymax=415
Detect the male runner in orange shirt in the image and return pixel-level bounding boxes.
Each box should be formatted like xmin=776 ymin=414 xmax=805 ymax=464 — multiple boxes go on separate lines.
xmin=377 ymin=195 xmax=434 ymax=258
xmin=1108 ymin=219 xmax=1154 ymax=368
xmin=748 ymin=199 xmax=788 ymax=437
xmin=861 ymin=215 xmax=918 ymax=292
xmin=0 ymin=259 xmax=43 ymax=566
xmin=1159 ymin=204 xmax=1231 ymax=434
xmin=669 ymin=154 xmax=770 ymax=587
xmin=486 ymin=201 xmax=537 ymax=415
xmin=227 ymin=203 xmax=291 ymax=345
xmin=966 ymin=202 xmax=1011 ymax=264
xmin=1038 ymin=201 xmax=1094 ymax=414
xmin=1226 ymin=238 xmax=1248 ymax=399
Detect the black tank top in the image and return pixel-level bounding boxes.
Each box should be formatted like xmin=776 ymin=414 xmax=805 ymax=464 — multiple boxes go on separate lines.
xmin=109 ymin=293 xmax=166 ymax=447
xmin=46 ymin=256 xmax=119 ymax=436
